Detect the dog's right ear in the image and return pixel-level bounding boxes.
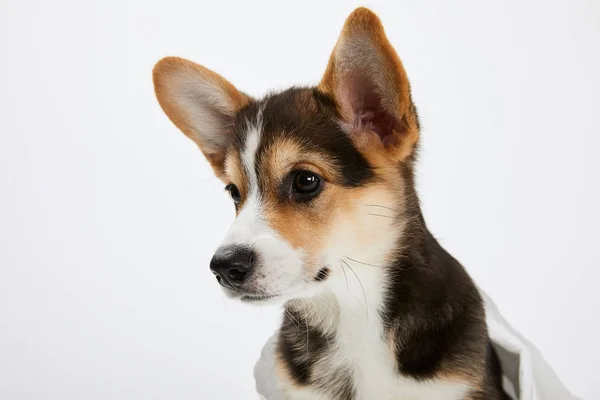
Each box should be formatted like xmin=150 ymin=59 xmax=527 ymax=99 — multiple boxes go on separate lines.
xmin=153 ymin=57 xmax=250 ymax=179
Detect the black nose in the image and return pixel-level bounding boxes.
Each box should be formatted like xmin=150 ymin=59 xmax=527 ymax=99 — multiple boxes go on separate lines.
xmin=209 ymin=246 xmax=255 ymax=289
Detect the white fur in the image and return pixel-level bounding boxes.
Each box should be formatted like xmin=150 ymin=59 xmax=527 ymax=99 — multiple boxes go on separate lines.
xmin=218 ymin=116 xmax=309 ymax=298
xmin=240 ymin=112 xmax=262 ymax=189
xmin=165 ymin=71 xmax=235 ymax=152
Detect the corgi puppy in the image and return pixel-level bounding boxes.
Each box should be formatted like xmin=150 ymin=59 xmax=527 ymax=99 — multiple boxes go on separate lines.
xmin=153 ymin=7 xmax=507 ymax=400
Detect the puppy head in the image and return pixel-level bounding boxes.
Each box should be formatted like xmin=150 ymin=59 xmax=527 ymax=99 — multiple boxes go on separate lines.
xmin=153 ymin=8 xmax=420 ymax=303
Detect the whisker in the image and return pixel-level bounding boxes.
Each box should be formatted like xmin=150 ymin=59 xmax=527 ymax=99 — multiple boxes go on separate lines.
xmin=284 ymin=308 xmax=301 ymax=330
xmin=303 ymin=303 xmax=310 ymax=355
xmin=340 ymin=259 xmax=369 ymax=321
xmin=342 ymin=255 xmax=384 ymax=268
xmin=309 ymin=298 xmax=331 ymax=349
xmin=368 ymin=213 xmax=398 ymax=219
xmin=340 ymin=263 xmax=349 ymax=292
xmin=364 ymin=204 xmax=401 ymax=213
xmin=289 ymin=299 xmax=304 ymax=335
xmin=319 ymin=295 xmax=339 ymax=340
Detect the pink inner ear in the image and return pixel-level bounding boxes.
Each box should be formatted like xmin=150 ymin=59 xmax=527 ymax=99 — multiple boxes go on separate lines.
xmin=344 ymin=74 xmax=401 ymax=147
xmin=356 ymin=106 xmax=398 ymax=147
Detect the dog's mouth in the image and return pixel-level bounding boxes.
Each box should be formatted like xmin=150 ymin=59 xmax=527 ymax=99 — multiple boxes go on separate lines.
xmin=240 ymin=293 xmax=280 ymax=302
xmin=237 ymin=267 xmax=330 ymax=303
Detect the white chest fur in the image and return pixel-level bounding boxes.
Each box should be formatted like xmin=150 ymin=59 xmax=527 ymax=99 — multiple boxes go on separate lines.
xmin=303 ymin=306 xmax=469 ymax=400
xmin=270 ymin=291 xmax=471 ymax=400
xmin=342 ymin=317 xmax=468 ymax=400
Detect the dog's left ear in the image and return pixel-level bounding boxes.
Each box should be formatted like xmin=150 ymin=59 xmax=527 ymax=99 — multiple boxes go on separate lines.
xmin=319 ymin=8 xmax=419 ymax=161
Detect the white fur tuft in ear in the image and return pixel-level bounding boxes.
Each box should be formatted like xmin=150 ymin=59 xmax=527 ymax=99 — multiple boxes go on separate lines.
xmin=153 ymin=57 xmax=250 ymax=177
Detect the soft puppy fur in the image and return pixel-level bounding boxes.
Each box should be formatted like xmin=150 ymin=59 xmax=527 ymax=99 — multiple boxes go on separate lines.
xmin=153 ymin=7 xmax=507 ymax=400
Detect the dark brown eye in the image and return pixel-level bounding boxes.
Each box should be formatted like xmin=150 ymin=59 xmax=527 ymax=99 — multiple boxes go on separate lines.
xmin=292 ymin=170 xmax=321 ymax=196
xmin=225 ymin=184 xmax=241 ymax=205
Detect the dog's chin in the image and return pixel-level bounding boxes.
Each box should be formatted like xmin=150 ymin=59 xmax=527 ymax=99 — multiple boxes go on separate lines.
xmin=221 ymin=282 xmax=324 ymax=307
xmin=224 ymin=290 xmax=289 ymax=307
xmin=220 ymin=287 xmax=285 ymax=306
xmin=240 ymin=293 xmax=287 ymax=306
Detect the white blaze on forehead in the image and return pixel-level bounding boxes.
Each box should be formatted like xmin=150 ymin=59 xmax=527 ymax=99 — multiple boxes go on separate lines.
xmin=223 ymin=110 xmax=264 ymax=246
xmin=241 ymin=109 xmax=263 ymax=191
xmin=218 ymin=110 xmax=307 ymax=294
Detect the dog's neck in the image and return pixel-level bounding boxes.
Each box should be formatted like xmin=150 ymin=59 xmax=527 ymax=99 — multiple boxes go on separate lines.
xmin=276 ymin=164 xmax=488 ymax=399
xmin=284 ymin=166 xmax=431 ymax=335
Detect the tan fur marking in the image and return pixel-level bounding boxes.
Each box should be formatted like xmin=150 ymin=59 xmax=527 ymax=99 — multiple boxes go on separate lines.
xmin=262 ymin=174 xmax=335 ymax=276
xmin=224 ymin=148 xmax=249 ymax=211
xmin=265 ymin=137 xmax=344 ymax=185
xmin=441 ymin=360 xmax=486 ymax=393
xmin=274 ymin=346 xmax=301 ymax=389
xmin=257 ymin=132 xmax=407 ymax=278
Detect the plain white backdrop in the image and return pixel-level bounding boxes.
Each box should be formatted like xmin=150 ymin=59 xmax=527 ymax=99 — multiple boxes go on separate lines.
xmin=0 ymin=0 xmax=598 ymax=399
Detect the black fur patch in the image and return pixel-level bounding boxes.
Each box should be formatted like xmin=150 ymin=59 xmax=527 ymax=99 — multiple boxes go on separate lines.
xmin=278 ymin=308 xmax=355 ymax=399
xmin=381 ymin=229 xmax=487 ymax=379
xmin=233 ymin=88 xmax=375 ymax=189
xmin=277 ymin=308 xmax=329 ymax=385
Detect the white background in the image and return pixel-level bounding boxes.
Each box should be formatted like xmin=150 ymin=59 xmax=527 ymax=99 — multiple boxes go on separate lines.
xmin=1 ymin=0 xmax=598 ymax=399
